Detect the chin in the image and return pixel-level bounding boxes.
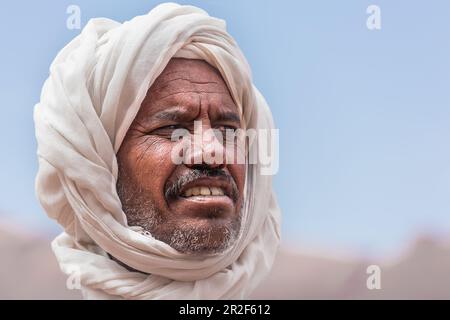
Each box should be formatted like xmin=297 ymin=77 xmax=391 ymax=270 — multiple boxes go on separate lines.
xmin=154 ymin=216 xmax=241 ymax=255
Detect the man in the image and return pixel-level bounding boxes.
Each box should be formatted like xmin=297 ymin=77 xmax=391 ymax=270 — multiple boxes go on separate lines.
xmin=34 ymin=3 xmax=280 ymax=299
xmin=117 ymin=58 xmax=245 ymax=255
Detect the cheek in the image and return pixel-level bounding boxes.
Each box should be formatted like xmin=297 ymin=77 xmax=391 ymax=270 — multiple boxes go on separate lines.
xmin=228 ymin=163 xmax=246 ymax=195
xmin=118 ymin=137 xmax=176 ymax=201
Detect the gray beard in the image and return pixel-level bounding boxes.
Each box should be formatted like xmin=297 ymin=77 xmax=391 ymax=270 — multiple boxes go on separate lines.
xmin=116 ymin=174 xmax=242 ymax=255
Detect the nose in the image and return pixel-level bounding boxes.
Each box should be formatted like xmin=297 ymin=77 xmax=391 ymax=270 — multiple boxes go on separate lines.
xmin=184 ymin=121 xmax=226 ymax=170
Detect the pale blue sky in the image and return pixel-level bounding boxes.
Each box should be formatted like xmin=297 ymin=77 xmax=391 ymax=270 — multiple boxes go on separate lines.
xmin=1 ymin=0 xmax=449 ymax=256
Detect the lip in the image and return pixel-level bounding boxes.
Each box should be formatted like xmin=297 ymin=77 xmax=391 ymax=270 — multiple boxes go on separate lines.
xmin=170 ymin=194 xmax=235 ymax=220
xmin=166 ymin=176 xmax=236 ymax=219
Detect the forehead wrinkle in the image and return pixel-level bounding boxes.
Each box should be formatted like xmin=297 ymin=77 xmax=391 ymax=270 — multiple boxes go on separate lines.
xmin=137 ymin=71 xmax=239 ymax=126
xmin=153 ymin=78 xmax=228 ymax=99
xmin=154 ymin=60 xmax=227 ymax=92
xmin=156 ymin=90 xmax=231 ymax=101
xmin=156 ymin=77 xmax=220 ymax=92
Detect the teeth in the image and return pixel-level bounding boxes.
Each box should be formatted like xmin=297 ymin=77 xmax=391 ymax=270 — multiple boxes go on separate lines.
xmin=183 ymin=186 xmax=225 ymax=197
xmin=200 ymin=187 xmax=211 ymax=196
xmin=211 ymin=187 xmax=224 ymax=196
xmin=191 ymin=187 xmax=200 ymax=196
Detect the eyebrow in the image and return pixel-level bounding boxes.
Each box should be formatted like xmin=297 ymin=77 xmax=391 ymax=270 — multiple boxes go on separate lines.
xmin=214 ymin=111 xmax=241 ymax=124
xmin=153 ymin=108 xmax=241 ymax=124
xmin=154 ymin=108 xmax=190 ymax=122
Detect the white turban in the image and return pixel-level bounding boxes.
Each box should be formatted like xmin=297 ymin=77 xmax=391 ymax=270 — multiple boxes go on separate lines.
xmin=34 ymin=2 xmax=281 ymax=299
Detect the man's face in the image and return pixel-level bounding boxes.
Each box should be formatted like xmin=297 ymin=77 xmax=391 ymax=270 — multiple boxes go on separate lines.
xmin=116 ymin=58 xmax=245 ymax=254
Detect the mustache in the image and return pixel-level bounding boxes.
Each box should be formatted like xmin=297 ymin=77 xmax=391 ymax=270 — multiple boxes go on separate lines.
xmin=164 ymin=168 xmax=239 ymax=202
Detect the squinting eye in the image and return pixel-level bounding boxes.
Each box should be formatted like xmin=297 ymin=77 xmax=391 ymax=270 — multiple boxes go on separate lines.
xmin=150 ymin=124 xmax=184 ymax=136
xmin=160 ymin=125 xmax=180 ymax=130
xmin=217 ymin=125 xmax=238 ymax=132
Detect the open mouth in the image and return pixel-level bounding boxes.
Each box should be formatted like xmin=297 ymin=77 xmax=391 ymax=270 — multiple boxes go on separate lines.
xmin=182 ymin=186 xmax=225 ymax=197
xmin=166 ymin=177 xmax=237 ymax=219
xmin=178 ymin=178 xmax=234 ymax=200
